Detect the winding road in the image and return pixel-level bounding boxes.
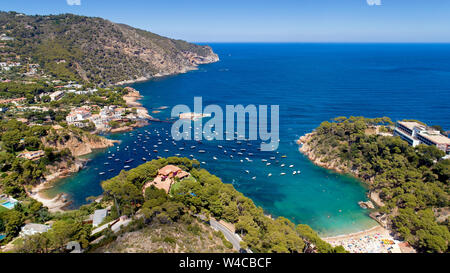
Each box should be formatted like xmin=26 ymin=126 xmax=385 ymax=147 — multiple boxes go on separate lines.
xmin=209 ymin=218 xmax=242 ymax=251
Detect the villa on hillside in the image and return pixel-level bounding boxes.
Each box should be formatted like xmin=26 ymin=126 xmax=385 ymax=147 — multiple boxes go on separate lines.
xmin=17 ymin=150 xmax=45 ymax=161
xmin=142 ymin=165 xmax=190 ymax=194
xmin=394 ymin=121 xmax=450 ymax=155
xmin=49 ymin=90 xmax=65 ymax=101
xmin=20 ymin=223 xmax=50 ymax=237
xmin=0 ymin=97 xmax=26 ymax=105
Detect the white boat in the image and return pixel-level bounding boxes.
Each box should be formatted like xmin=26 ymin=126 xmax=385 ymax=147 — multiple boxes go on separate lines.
xmin=268 ymin=173 xmax=272 ymax=177
xmin=281 ymin=164 xmax=285 ymax=167
xmin=266 ymin=163 xmax=271 ymax=166
xmin=252 ymin=176 xmax=256 ymax=180
xmin=99 ymin=172 xmax=106 ymax=175
xmin=280 ymin=172 xmax=286 ymax=175
xmin=124 ymin=165 xmax=131 ymax=169
xmin=245 ymin=170 xmax=250 ymax=173
xmin=293 ymin=171 xmax=297 ymax=175
xmin=213 ymin=156 xmax=218 ymax=160
xmin=289 ymin=165 xmax=294 ymax=168
xmin=262 ymin=159 xmax=267 ymax=162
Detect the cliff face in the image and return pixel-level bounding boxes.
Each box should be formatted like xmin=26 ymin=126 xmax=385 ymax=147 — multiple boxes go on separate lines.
xmin=43 ymin=131 xmax=118 ymax=157
xmin=45 ymin=158 xmax=86 ymax=182
xmin=298 ymin=133 xmax=386 ymax=226
xmin=298 ymin=133 xmax=355 ymax=175
xmin=0 ymin=12 xmax=219 ymax=85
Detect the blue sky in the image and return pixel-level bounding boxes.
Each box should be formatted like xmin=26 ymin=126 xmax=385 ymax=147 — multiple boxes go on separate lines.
xmin=1 ymin=0 xmax=450 ymax=42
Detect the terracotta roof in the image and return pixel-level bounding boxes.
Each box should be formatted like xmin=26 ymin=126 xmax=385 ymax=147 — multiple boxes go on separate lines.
xmin=158 ymin=165 xmax=183 ymax=176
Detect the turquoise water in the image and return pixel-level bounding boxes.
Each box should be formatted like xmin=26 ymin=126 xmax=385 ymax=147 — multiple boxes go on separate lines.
xmin=43 ymin=43 xmax=450 ymax=236
xmin=1 ymin=201 xmax=16 ymax=209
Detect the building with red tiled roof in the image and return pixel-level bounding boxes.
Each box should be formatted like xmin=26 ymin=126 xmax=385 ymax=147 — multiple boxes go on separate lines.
xmin=142 ymin=165 xmax=190 ymax=194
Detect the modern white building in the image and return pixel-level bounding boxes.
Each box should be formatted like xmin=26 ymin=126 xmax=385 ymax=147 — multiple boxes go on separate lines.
xmin=92 ymin=208 xmax=109 ymax=227
xmin=49 ymin=90 xmax=65 ymax=101
xmin=20 ymin=223 xmax=51 ymax=237
xmin=394 ymin=121 xmax=450 ymax=154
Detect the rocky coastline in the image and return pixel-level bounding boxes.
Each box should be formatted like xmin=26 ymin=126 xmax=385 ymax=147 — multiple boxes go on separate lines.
xmin=297 ymin=133 xmax=390 ymax=229
xmin=30 ymin=87 xmax=155 ymax=211
xmin=114 ymin=48 xmax=219 ymax=86
xmin=297 ymin=133 xmax=414 ymax=252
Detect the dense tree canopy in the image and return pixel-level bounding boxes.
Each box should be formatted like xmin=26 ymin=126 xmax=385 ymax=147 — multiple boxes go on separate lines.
xmin=307 ymin=116 xmax=449 ymax=253
xmin=100 ymin=157 xmax=343 ymax=253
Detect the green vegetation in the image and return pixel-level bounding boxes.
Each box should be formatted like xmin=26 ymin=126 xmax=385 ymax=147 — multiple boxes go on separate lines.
xmin=0 ymin=81 xmax=52 ymax=99
xmin=0 ymin=11 xmax=216 ymax=85
xmin=306 ymin=116 xmax=449 ymax=253
xmin=0 ymin=198 xmax=51 ymax=242
xmin=0 ymin=119 xmax=73 ymax=196
xmin=7 ymin=201 xmax=99 ymax=252
xmin=100 ymin=157 xmax=342 ymax=253
xmin=93 ymin=215 xmax=236 ymax=253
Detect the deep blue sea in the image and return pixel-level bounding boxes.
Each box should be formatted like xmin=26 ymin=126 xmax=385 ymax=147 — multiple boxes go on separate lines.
xmin=44 ymin=44 xmax=450 ymax=236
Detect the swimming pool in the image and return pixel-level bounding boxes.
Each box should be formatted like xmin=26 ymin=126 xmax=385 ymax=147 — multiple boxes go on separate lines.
xmin=1 ymin=201 xmax=16 ymax=209
xmin=0 ymin=235 xmax=5 ymax=241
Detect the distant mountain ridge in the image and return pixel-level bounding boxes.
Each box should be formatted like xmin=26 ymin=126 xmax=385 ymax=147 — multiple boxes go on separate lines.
xmin=0 ymin=11 xmax=219 ymax=85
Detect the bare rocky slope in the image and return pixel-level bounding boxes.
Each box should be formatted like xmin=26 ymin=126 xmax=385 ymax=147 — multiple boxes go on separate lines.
xmin=42 ymin=128 xmax=118 ymax=157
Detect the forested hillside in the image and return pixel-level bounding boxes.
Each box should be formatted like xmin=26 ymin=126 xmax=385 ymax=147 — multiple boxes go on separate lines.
xmin=300 ymin=117 xmax=450 ymax=253
xmin=0 ymin=11 xmax=218 ymax=85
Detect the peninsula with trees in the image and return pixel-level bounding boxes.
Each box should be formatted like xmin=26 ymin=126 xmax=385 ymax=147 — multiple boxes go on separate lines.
xmin=298 ymin=116 xmax=450 ymax=253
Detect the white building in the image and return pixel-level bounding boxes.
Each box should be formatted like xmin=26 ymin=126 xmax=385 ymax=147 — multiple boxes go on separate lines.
xmin=49 ymin=91 xmax=65 ymax=101
xmin=92 ymin=209 xmax=109 ymax=227
xmin=0 ymin=34 xmax=14 ymax=41
xmin=394 ymin=121 xmax=450 ymax=154
xmin=66 ymin=110 xmax=91 ymax=122
xmin=20 ymin=223 xmax=50 ymax=237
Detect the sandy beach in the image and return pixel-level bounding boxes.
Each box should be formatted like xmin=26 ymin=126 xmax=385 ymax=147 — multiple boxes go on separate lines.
xmin=29 ymin=182 xmax=68 ymax=213
xmin=323 ymin=224 xmax=413 ymax=253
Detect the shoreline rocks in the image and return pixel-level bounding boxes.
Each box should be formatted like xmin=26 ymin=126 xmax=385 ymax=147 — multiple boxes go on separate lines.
xmin=358 ymin=200 xmax=375 ymax=209
xmin=297 ymin=132 xmax=395 ymax=238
